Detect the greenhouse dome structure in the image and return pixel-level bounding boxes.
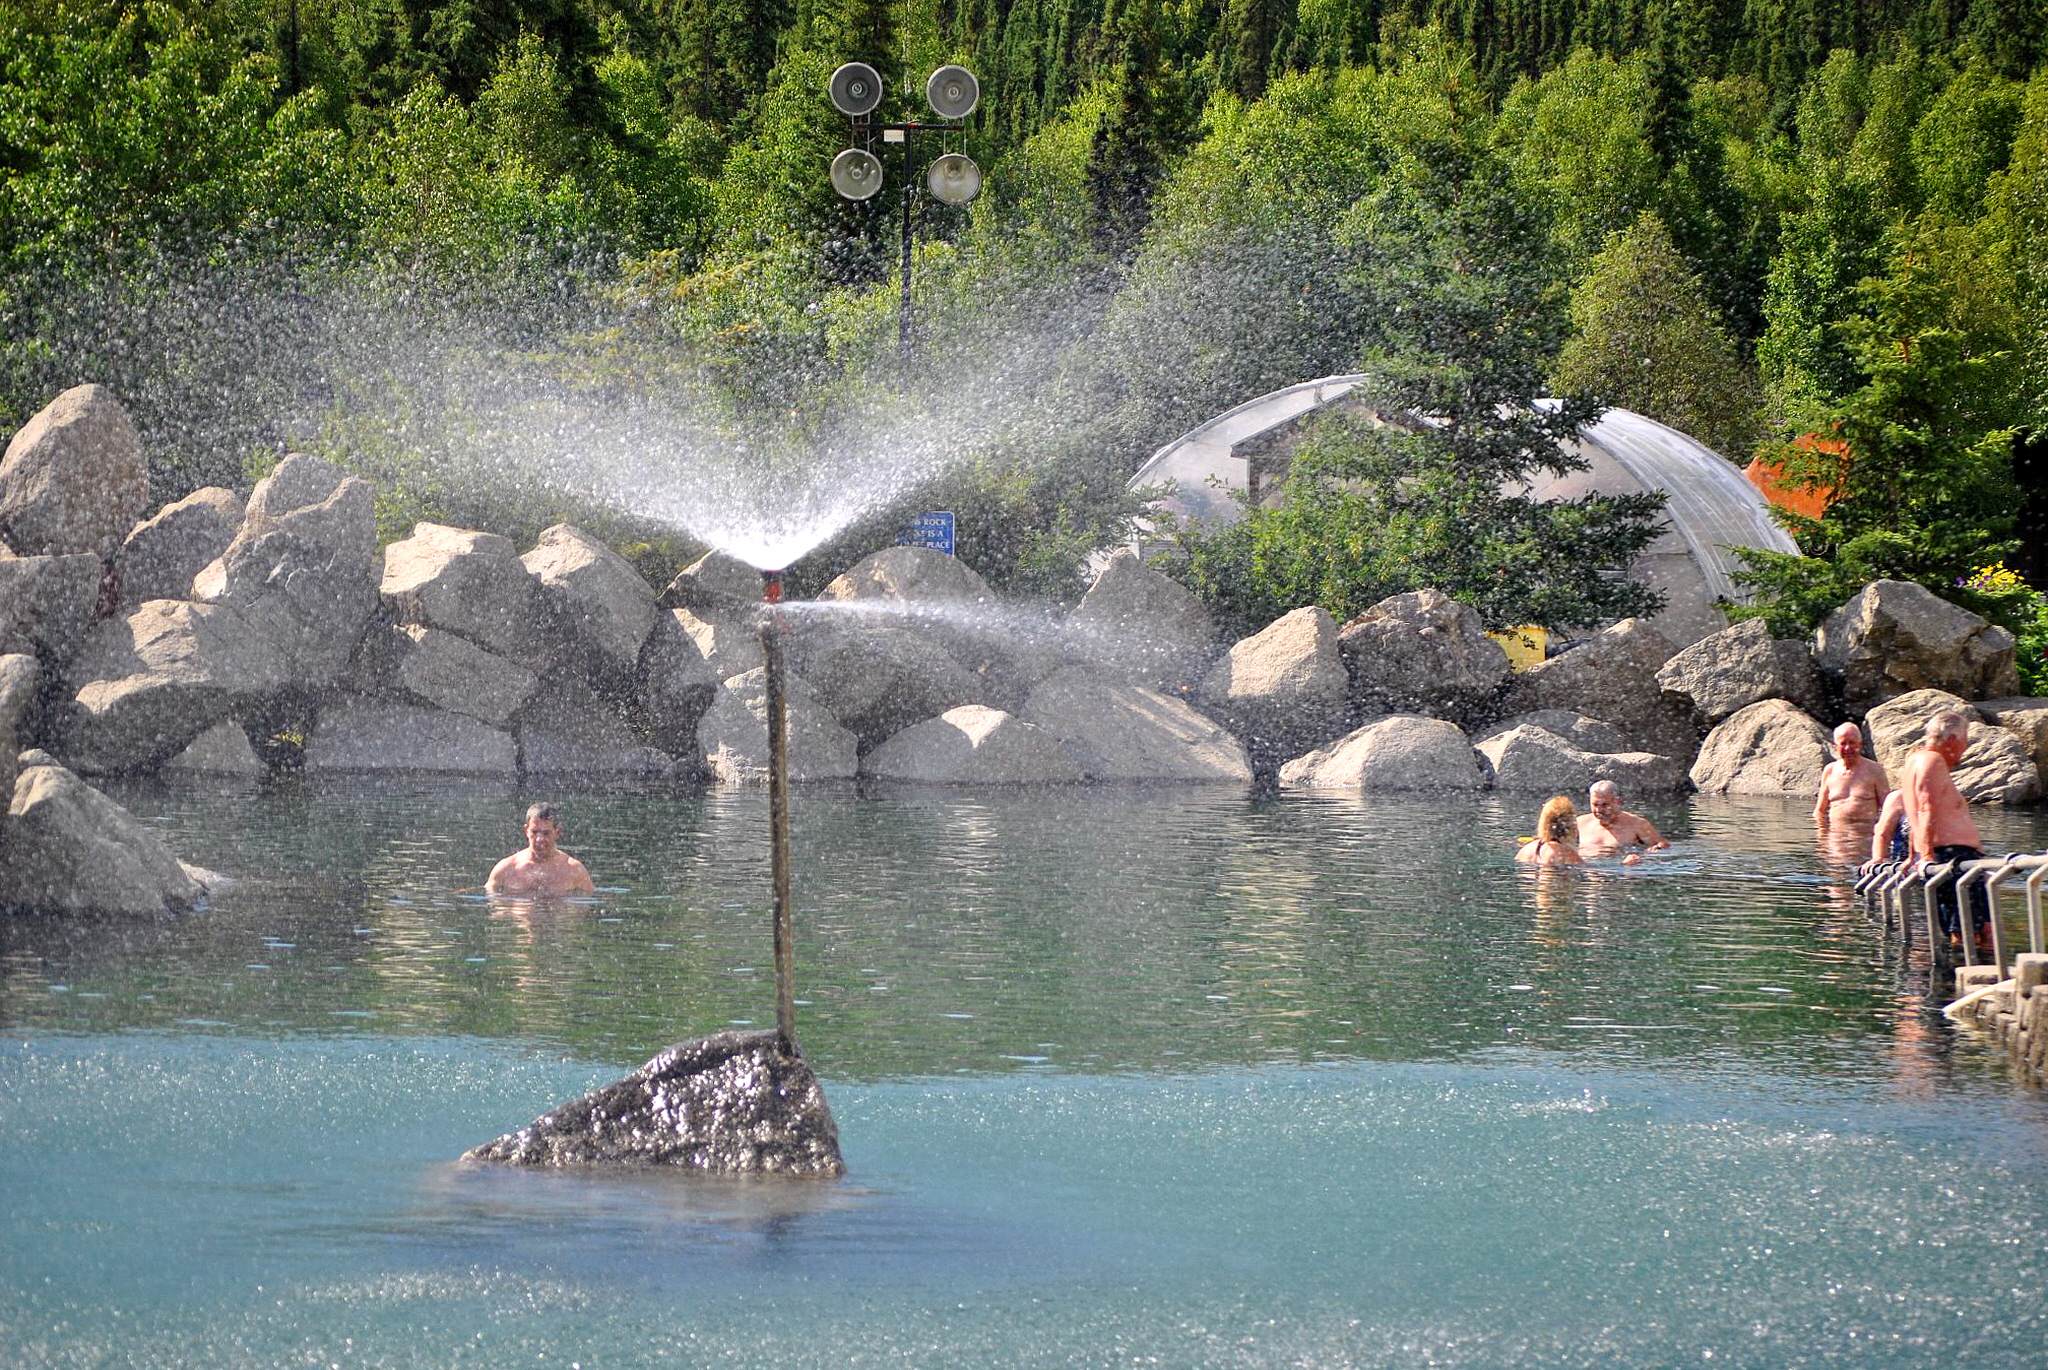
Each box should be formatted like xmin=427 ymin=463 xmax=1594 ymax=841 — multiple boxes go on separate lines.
xmin=1124 ymin=375 xmax=1799 ymax=646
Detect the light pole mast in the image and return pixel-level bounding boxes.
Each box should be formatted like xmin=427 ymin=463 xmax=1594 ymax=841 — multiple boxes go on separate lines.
xmin=827 ymin=63 xmax=984 ymax=362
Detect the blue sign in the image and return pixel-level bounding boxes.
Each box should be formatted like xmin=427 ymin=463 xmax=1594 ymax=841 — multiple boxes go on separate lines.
xmin=899 ymin=510 xmax=956 ymax=556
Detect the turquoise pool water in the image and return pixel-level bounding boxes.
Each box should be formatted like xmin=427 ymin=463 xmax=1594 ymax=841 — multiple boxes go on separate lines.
xmin=4 ymin=784 xmax=2046 ymax=1367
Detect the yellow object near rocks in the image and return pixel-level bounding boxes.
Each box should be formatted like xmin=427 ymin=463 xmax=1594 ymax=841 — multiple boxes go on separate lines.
xmin=1489 ymin=626 xmax=1547 ymax=672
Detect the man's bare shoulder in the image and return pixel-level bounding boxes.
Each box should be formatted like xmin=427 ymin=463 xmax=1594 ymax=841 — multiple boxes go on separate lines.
xmin=1902 ymin=748 xmax=1946 ymax=784
xmin=486 ymin=852 xmax=534 ymax=892
xmin=560 ymin=854 xmax=596 ymax=891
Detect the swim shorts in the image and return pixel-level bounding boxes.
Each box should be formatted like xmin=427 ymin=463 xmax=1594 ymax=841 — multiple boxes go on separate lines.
xmin=1930 ymin=844 xmax=1991 ymax=937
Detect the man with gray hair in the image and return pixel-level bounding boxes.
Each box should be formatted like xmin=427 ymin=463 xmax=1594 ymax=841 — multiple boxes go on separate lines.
xmin=1901 ymin=709 xmax=1992 ymax=949
xmin=1813 ymin=721 xmax=1888 ymax=830
xmin=1577 ymin=780 xmax=1669 ymax=858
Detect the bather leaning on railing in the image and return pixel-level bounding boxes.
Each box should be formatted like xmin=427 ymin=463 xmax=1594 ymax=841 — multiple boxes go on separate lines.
xmin=1853 ymin=851 xmax=2048 ymax=976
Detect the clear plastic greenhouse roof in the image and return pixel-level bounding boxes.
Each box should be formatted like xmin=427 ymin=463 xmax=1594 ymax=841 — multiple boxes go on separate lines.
xmin=1126 ymin=376 xmax=1798 ymax=643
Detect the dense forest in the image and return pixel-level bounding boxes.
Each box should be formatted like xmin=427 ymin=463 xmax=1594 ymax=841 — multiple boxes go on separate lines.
xmin=3 ymin=0 xmax=2046 ymax=648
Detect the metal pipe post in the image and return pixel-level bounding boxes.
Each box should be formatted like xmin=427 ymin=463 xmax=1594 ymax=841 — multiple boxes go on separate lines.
xmin=761 ymin=570 xmax=798 ymax=1053
xmin=898 ymin=129 xmax=914 ymax=361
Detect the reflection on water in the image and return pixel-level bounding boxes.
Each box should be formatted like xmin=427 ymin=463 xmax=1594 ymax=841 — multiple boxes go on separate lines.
xmin=7 ymin=783 xmax=2048 ymax=1082
xmin=4 ymin=782 xmax=2048 ymax=1368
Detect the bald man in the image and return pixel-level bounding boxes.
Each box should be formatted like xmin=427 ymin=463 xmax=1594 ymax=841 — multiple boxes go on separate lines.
xmin=1577 ymin=780 xmax=1669 ymax=858
xmin=1813 ymin=721 xmax=1889 ymax=831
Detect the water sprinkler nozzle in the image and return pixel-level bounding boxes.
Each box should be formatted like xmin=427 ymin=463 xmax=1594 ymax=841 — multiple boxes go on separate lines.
xmin=760 ymin=569 xmax=785 ymax=604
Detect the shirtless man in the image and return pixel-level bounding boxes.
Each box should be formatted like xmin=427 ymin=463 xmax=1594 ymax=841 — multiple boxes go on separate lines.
xmin=1813 ymin=722 xmax=1889 ymax=830
xmin=1900 ymin=710 xmax=1991 ymax=948
xmin=1860 ymin=787 xmax=1909 ymax=874
xmin=486 ymin=802 xmax=596 ymax=897
xmin=1577 ymin=780 xmax=1670 ymax=859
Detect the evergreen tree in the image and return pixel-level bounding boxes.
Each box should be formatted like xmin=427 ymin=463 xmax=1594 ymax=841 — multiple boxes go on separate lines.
xmin=1216 ymin=0 xmax=1298 ymax=101
xmin=1083 ymin=0 xmax=1179 ymax=258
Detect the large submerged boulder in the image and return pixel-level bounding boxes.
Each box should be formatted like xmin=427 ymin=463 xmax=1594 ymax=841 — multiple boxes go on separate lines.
xmin=659 ymin=548 xmax=764 ymax=613
xmin=0 ymin=552 xmax=102 ymax=667
xmin=819 ymin=546 xmax=1048 ymax=703
xmin=3 ymin=753 xmax=212 ymax=915
xmin=116 ymin=487 xmax=241 ymax=609
xmin=521 ymin=523 xmax=659 ymax=696
xmin=303 ymin=696 xmax=518 ymax=775
xmin=189 ymin=454 xmax=381 ymax=687
xmin=1278 ymin=714 xmax=1485 ymax=791
xmin=1198 ymin=606 xmax=1351 ymax=771
xmin=785 ymin=614 xmax=992 ymax=749
xmin=514 ymin=676 xmax=672 ymax=777
xmin=389 ymin=625 xmax=539 ymax=728
xmin=1817 ymin=579 xmax=2020 ymax=709
xmin=634 ymin=610 xmax=721 ymax=757
xmin=670 ymin=606 xmax=764 ymax=681
xmin=1475 ymin=724 xmax=1688 ymax=793
xmin=62 ymin=598 xmax=290 ymax=773
xmin=0 ymin=384 xmax=147 ymax=558
xmin=1493 ymin=618 xmax=1699 ymax=763
xmin=1977 ymin=697 xmax=2048 ymax=790
xmin=380 ymin=522 xmax=553 ymax=671
xmin=0 ymin=653 xmax=39 ymax=807
xmin=1689 ymin=699 xmax=1832 ymax=796
xmin=463 ymin=1030 xmax=844 ymax=1177
xmin=1865 ymin=688 xmax=2040 ymax=804
xmin=1477 ymin=710 xmax=1631 ymax=756
xmin=160 ymin=720 xmax=266 ymax=777
xmin=697 ymin=666 xmax=858 ymax=784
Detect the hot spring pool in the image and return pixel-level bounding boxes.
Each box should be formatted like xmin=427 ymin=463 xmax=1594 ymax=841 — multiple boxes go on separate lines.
xmin=3 ymin=782 xmax=2045 ymax=1368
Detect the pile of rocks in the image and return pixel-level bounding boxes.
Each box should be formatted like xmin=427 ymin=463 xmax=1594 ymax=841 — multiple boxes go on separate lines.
xmin=7 ymin=383 xmax=2048 ymax=916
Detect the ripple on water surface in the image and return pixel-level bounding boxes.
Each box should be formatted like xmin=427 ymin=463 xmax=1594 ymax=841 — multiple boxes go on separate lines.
xmin=3 ymin=784 xmax=2047 ymax=1367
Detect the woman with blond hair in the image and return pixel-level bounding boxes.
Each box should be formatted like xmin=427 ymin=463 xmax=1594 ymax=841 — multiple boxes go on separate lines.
xmin=1516 ymin=795 xmax=1585 ymax=866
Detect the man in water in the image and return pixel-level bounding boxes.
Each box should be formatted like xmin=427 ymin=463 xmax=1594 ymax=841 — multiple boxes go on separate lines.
xmin=1902 ymin=710 xmax=1992 ymax=950
xmin=1814 ymin=721 xmax=1890 ymax=831
xmin=486 ymin=802 xmax=596 ymax=897
xmin=1577 ymin=780 xmax=1669 ymax=859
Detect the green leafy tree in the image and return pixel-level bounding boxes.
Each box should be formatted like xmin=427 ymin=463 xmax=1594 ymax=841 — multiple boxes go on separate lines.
xmin=1496 ymin=47 xmax=1666 ymax=264
xmin=1734 ymin=244 xmax=2023 ymax=631
xmin=1974 ymin=70 xmax=2048 ymax=424
xmin=1909 ymin=59 xmax=2024 ymax=224
xmin=0 ymin=3 xmax=357 ymax=490
xmin=1216 ymin=0 xmax=1298 ymax=101
xmin=1552 ymin=211 xmax=1764 ymax=458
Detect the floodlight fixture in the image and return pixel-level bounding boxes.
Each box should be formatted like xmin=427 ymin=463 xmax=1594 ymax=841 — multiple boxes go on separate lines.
xmin=926 ymin=65 xmax=980 ymax=120
xmin=829 ymin=147 xmax=884 ymax=200
xmin=926 ymin=152 xmax=982 ymax=205
xmin=828 ymin=62 xmax=884 ymax=117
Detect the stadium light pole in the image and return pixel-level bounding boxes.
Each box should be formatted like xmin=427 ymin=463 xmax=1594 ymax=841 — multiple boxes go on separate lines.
xmin=827 ymin=63 xmax=983 ymax=360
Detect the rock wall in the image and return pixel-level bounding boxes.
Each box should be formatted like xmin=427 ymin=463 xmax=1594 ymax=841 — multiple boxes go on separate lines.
xmin=10 ymin=381 xmax=2048 ymax=914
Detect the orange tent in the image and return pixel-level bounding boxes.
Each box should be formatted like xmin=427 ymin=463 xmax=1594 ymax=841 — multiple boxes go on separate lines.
xmin=1744 ymin=435 xmax=1848 ymax=521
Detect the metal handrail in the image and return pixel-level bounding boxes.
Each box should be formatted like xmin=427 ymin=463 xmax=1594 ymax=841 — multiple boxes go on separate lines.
xmin=1853 ymin=851 xmax=2048 ymax=970
xmin=2028 ymin=863 xmax=2048 ymax=957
